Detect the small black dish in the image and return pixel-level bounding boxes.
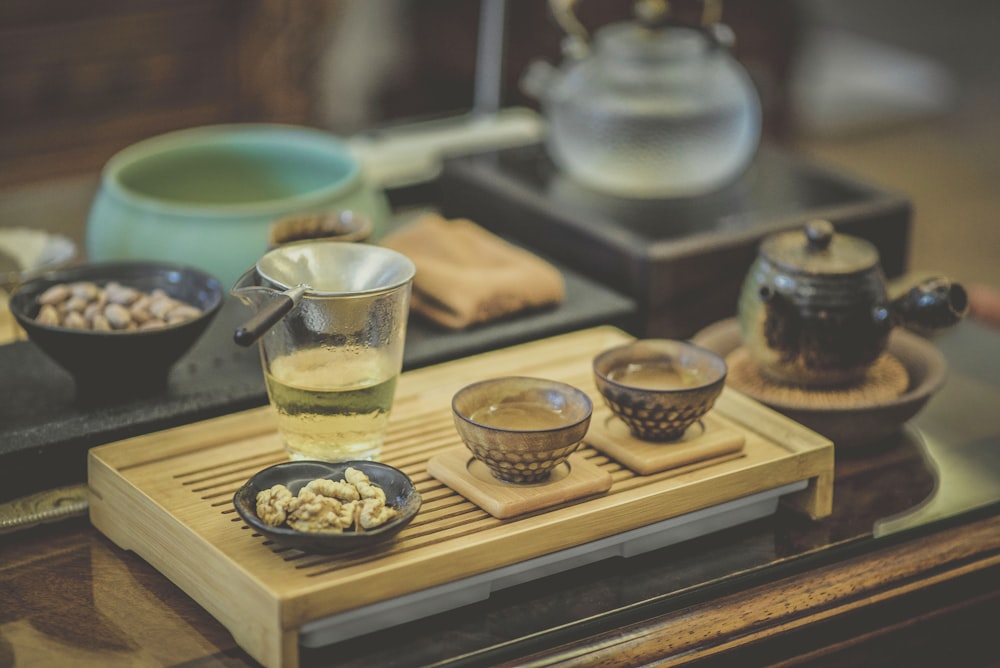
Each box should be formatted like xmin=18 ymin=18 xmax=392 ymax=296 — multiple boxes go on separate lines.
xmin=233 ymin=460 xmax=422 ymax=554
xmin=9 ymin=261 xmax=223 ymax=402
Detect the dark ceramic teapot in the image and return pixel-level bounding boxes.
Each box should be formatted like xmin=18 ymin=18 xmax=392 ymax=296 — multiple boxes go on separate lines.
xmin=738 ymin=220 xmax=968 ymax=387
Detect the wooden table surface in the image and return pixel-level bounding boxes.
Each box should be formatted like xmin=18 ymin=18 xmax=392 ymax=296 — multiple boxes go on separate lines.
xmin=2 ymin=320 xmax=999 ymax=667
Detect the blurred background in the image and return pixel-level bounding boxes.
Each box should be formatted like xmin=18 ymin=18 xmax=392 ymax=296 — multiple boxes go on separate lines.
xmin=1 ymin=0 xmax=997 ymax=288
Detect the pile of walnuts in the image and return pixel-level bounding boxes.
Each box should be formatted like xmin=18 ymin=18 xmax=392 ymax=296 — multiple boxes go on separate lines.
xmin=255 ymin=467 xmax=398 ymax=534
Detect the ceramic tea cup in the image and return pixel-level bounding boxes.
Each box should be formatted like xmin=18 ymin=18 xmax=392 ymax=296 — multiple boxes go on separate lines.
xmin=86 ymin=124 xmax=390 ymax=290
xmin=452 ymin=376 xmax=593 ymax=484
xmin=593 ymin=339 xmax=727 ymax=441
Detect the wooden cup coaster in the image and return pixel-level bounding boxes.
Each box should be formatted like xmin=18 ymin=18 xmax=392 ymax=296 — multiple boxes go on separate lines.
xmin=426 ymin=446 xmax=613 ymax=520
xmin=585 ymin=408 xmax=746 ymax=475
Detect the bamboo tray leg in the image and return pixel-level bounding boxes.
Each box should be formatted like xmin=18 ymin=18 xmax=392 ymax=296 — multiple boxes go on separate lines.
xmin=782 ymin=467 xmax=835 ymax=520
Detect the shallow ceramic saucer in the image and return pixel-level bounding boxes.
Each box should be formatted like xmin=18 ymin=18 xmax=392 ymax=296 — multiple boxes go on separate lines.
xmin=233 ymin=460 xmax=421 ymax=554
xmin=0 ymin=227 xmax=77 ymax=290
xmin=691 ymin=318 xmax=947 ymax=449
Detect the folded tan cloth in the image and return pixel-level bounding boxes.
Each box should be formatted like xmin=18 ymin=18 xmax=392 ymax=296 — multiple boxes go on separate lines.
xmin=381 ymin=214 xmax=565 ymax=330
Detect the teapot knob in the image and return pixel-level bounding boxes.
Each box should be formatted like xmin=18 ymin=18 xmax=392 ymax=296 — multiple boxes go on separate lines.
xmin=634 ymin=0 xmax=670 ymax=28
xmin=804 ymin=219 xmax=835 ymax=252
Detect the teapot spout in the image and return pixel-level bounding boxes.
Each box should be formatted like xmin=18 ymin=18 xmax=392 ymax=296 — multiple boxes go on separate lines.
xmin=891 ymin=276 xmax=969 ymax=335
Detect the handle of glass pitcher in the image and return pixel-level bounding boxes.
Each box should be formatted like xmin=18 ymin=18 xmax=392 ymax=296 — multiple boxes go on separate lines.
xmin=233 ymin=284 xmax=309 ymax=347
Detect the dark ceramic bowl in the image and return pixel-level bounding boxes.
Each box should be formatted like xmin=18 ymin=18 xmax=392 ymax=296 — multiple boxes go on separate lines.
xmin=9 ymin=261 xmax=223 ymax=400
xmin=593 ymin=339 xmax=728 ymax=441
xmin=452 ymin=376 xmax=593 ymax=484
xmin=233 ymin=460 xmax=422 ymax=554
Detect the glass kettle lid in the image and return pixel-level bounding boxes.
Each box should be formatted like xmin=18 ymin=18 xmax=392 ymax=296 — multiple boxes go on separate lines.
xmin=594 ymin=21 xmax=711 ymax=62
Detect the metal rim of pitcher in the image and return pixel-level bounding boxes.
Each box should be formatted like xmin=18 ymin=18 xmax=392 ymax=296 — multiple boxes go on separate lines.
xmin=255 ymin=242 xmax=416 ymax=297
xmin=231 ymin=242 xmax=415 ymax=347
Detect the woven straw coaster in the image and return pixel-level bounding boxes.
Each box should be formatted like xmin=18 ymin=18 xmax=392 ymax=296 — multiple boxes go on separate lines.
xmin=725 ymin=346 xmax=908 ymax=409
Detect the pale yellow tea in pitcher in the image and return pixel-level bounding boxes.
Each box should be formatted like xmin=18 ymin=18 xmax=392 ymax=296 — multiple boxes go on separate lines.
xmin=265 ymin=347 xmax=398 ymax=461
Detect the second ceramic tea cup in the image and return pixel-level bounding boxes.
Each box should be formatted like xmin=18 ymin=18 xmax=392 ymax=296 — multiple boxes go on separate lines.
xmin=593 ymin=339 xmax=727 ymax=441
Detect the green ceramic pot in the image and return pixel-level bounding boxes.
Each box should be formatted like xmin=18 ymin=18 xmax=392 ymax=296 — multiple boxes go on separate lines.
xmin=86 ymin=124 xmax=390 ymax=289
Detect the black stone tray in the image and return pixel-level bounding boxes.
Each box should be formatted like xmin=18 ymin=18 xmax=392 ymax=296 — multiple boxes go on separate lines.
xmin=0 ymin=260 xmax=634 ymax=502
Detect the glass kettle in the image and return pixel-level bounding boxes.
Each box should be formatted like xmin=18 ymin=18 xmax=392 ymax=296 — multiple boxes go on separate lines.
xmin=522 ymin=0 xmax=762 ymax=199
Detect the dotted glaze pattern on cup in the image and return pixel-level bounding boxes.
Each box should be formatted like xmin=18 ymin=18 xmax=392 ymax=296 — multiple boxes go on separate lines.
xmin=597 ymin=384 xmax=722 ymax=441
xmin=465 ymin=440 xmax=581 ymax=484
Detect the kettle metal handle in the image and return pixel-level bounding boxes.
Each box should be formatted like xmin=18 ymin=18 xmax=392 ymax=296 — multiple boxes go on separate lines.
xmin=549 ymin=0 xmax=724 ymax=46
xmin=550 ymin=0 xmax=589 ymax=45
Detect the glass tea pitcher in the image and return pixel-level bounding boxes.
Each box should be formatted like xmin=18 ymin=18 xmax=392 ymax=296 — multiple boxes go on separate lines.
xmin=232 ymin=242 xmax=415 ymax=462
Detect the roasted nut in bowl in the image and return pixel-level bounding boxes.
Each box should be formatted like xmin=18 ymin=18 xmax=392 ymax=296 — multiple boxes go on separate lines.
xmin=593 ymin=339 xmax=727 ymax=441
xmin=452 ymin=376 xmax=593 ymax=484
xmin=9 ymin=261 xmax=223 ymax=402
xmin=233 ymin=460 xmax=421 ymax=554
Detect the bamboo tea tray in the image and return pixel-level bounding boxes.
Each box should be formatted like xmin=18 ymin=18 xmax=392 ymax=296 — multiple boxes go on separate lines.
xmin=88 ymin=326 xmax=833 ymax=668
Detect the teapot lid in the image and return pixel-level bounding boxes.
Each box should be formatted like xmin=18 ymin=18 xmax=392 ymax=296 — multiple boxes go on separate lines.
xmin=595 ymin=22 xmax=708 ymax=63
xmin=761 ymin=220 xmax=879 ymax=275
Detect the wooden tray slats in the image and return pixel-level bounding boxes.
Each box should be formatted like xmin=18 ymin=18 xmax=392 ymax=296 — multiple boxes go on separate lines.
xmin=89 ymin=327 xmax=833 ymax=668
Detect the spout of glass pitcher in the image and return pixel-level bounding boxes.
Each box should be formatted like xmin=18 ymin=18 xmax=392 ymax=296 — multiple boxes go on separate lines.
xmin=230 ymin=265 xmax=282 ymax=309
xmin=231 ymin=264 xmax=311 ymax=347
